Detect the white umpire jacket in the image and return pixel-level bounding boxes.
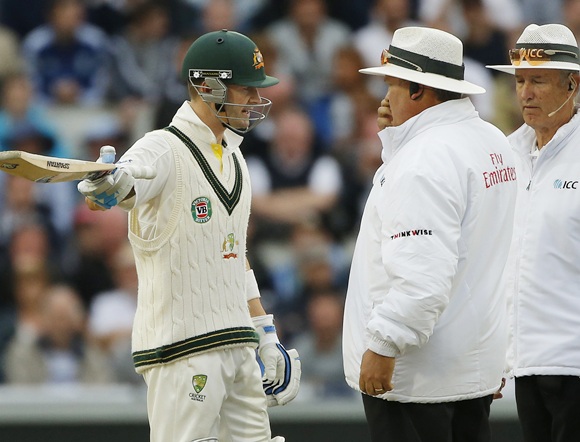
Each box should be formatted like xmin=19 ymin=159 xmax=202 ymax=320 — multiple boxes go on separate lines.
xmin=343 ymin=98 xmax=517 ymax=403
xmin=505 ymin=109 xmax=580 ymax=378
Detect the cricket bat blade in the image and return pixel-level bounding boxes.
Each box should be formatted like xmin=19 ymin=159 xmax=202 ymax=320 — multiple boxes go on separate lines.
xmin=0 ymin=150 xmax=116 ymax=183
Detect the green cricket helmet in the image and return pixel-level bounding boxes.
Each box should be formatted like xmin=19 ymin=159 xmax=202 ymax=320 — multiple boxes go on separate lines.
xmin=181 ymin=29 xmax=279 ymax=133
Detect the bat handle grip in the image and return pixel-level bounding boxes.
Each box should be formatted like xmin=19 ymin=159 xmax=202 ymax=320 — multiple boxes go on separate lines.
xmin=99 ymin=145 xmax=116 ymax=164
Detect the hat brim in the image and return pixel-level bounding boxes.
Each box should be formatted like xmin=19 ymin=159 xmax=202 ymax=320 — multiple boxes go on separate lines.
xmin=360 ymin=64 xmax=485 ymax=95
xmin=486 ymin=61 xmax=580 ymax=75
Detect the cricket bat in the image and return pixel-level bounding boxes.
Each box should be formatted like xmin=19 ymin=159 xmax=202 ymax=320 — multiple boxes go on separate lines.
xmin=0 ymin=150 xmax=116 ymax=183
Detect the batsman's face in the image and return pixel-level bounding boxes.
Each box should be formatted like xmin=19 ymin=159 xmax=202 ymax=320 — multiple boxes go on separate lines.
xmin=223 ymin=84 xmax=262 ymax=130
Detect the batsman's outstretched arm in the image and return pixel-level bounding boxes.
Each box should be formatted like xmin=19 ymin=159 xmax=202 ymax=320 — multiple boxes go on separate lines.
xmin=78 ymin=145 xmax=156 ymax=211
xmin=246 ymin=258 xmax=301 ymax=407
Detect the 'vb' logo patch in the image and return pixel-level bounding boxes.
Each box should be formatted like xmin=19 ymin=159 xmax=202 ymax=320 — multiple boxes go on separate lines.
xmin=192 ymin=197 xmax=212 ymax=223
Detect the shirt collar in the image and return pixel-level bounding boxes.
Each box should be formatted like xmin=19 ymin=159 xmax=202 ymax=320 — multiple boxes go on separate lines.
xmin=170 ymin=101 xmax=244 ymax=155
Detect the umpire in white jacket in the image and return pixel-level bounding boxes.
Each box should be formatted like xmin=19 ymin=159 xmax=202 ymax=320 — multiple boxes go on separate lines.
xmin=487 ymin=24 xmax=580 ymax=442
xmin=343 ymin=26 xmax=517 ymax=442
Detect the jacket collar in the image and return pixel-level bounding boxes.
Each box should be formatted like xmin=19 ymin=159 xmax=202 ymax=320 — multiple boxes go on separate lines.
xmin=378 ymin=98 xmax=478 ymax=165
xmin=509 ymin=107 xmax=580 ymax=158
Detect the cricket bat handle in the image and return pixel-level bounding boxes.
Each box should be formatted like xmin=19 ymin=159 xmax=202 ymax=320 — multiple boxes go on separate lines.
xmin=96 ymin=145 xmax=156 ymax=180
xmin=84 ymin=145 xmax=117 ymax=181
xmin=99 ymin=145 xmax=116 ymax=164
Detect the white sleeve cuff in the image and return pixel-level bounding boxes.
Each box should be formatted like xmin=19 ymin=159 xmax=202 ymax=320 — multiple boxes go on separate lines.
xmin=246 ymin=269 xmax=261 ymax=301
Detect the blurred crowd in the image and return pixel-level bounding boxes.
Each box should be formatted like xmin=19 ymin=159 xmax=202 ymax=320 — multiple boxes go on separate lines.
xmin=0 ymin=0 xmax=578 ymax=401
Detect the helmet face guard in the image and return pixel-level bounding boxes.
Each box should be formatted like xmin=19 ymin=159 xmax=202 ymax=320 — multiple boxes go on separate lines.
xmin=189 ymin=72 xmax=272 ymax=134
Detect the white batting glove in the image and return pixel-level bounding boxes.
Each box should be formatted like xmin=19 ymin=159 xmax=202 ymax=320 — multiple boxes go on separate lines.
xmin=77 ymin=146 xmax=156 ymax=209
xmin=253 ymin=314 xmax=301 ymax=406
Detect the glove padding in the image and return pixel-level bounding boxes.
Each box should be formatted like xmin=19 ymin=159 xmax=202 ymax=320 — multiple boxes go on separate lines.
xmin=253 ymin=314 xmax=301 ymax=406
xmin=77 ymin=163 xmax=156 ymax=209
xmin=263 ymin=347 xmax=301 ymax=406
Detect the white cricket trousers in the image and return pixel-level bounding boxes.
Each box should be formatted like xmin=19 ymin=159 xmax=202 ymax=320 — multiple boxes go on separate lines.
xmin=142 ymin=346 xmax=284 ymax=442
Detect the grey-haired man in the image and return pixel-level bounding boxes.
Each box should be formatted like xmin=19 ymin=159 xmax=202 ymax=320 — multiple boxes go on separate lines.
xmin=488 ymin=23 xmax=580 ymax=442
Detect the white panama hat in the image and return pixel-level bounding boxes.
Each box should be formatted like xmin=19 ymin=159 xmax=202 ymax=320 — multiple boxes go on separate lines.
xmin=487 ymin=24 xmax=580 ymax=75
xmin=359 ymin=26 xmax=485 ymax=95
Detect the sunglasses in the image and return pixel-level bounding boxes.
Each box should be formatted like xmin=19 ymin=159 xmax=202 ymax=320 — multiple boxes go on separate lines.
xmin=509 ymin=47 xmax=579 ymax=66
xmin=381 ymin=49 xmax=423 ymax=72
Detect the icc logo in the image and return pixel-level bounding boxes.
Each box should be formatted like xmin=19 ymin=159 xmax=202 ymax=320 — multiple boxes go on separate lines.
xmin=554 ymin=179 xmax=578 ymax=189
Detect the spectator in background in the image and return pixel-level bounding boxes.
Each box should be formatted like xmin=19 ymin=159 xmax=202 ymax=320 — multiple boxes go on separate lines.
xmin=108 ymin=0 xmax=176 ymax=106
xmin=0 ymin=0 xmax=48 ymax=39
xmin=62 ymin=203 xmax=128 ymax=308
xmin=0 ymin=116 xmax=79 ymax=240
xmin=519 ymin=0 xmax=563 ymax=26
xmin=564 ymin=0 xmax=580 ymax=41
xmin=0 ymin=177 xmax=61 ymax=266
xmin=0 ymin=228 xmax=54 ymax=382
xmin=242 ymin=31 xmax=297 ymax=159
xmin=332 ymin=106 xmax=384 ymax=237
xmin=417 ymin=0 xmax=523 ymax=47
xmin=264 ymin=0 xmax=351 ymax=142
xmin=21 ymin=0 xmax=111 ymax=106
xmin=85 ymin=0 xmax=135 ymax=36
xmin=292 ymin=290 xmax=354 ymax=400
xmin=354 ymin=0 xmax=419 ymax=98
xmin=325 ymin=0 xmax=374 ymax=31
xmin=82 ymin=114 xmax=130 ymax=161
xmin=196 ymin=0 xmax=239 ymax=34
xmin=171 ymin=0 xmax=268 ymax=35
xmin=107 ymin=0 xmax=179 ymax=136
xmin=0 ymin=222 xmax=63 ymax=381
xmin=4 ymin=283 xmax=113 ymax=384
xmin=88 ymin=243 xmax=141 ymax=385
xmin=327 ymin=45 xmax=377 ymax=154
xmin=460 ymin=0 xmax=511 ymax=69
xmin=153 ymin=32 xmax=194 ymax=130
xmin=0 ymin=72 xmax=71 ymax=158
xmin=0 ymin=175 xmax=63 ymax=298
xmin=265 ymin=219 xmax=349 ymax=341
xmin=246 ymin=105 xmax=343 ymax=242
xmin=460 ymin=0 xmax=520 ymax=130
xmin=0 ymin=25 xmax=24 ymax=81
xmin=0 ymin=221 xmax=58 ymax=306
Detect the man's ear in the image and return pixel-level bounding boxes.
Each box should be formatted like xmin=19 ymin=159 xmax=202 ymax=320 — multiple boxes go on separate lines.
xmin=409 ymin=82 xmax=423 ymax=100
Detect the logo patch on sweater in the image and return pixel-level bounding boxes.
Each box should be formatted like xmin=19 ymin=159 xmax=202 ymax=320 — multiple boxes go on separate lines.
xmin=222 ymin=233 xmax=239 ymax=259
xmin=192 ymin=197 xmax=212 ymax=223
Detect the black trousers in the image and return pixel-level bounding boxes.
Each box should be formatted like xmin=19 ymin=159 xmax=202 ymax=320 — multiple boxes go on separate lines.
xmin=515 ymin=375 xmax=580 ymax=442
xmin=362 ymin=393 xmax=493 ymax=442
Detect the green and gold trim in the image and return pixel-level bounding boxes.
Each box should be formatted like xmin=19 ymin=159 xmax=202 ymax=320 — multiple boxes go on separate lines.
xmin=165 ymin=125 xmax=243 ymax=215
xmin=133 ymin=327 xmax=259 ymax=368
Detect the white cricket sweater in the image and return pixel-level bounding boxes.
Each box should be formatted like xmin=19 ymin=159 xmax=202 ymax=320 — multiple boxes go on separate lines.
xmin=117 ymin=102 xmax=257 ymax=372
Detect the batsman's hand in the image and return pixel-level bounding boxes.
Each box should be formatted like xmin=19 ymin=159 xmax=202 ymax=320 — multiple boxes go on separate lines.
xmin=77 ymin=145 xmax=156 ymax=210
xmin=253 ymin=314 xmax=301 ymax=406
